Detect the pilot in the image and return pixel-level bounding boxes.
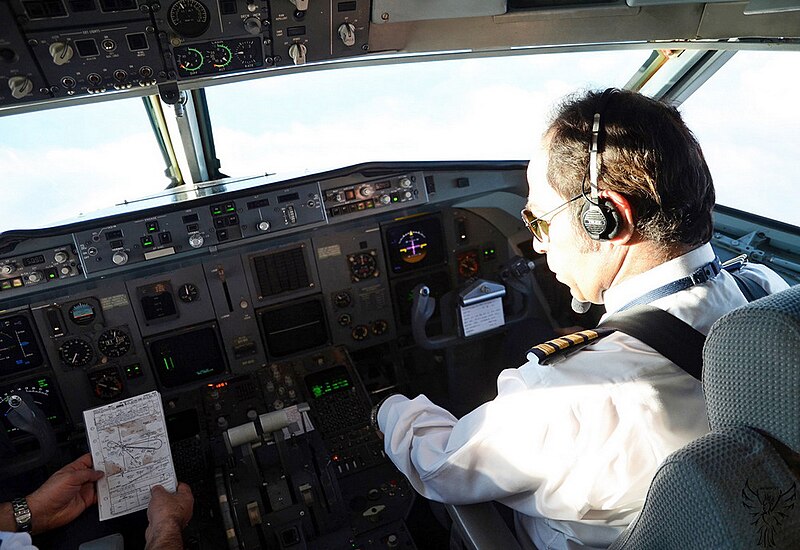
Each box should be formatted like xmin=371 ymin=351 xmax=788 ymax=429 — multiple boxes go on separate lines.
xmin=372 ymin=89 xmax=789 ymax=549
xmin=0 ymin=453 xmax=193 ymax=550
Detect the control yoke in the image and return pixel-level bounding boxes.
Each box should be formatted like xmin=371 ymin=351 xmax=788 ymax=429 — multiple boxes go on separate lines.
xmin=411 ymin=256 xmax=537 ymax=350
xmin=0 ymin=392 xmax=58 ymax=479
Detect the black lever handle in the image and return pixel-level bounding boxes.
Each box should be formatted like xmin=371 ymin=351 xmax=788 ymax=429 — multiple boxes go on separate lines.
xmin=0 ymin=392 xmax=58 ymax=479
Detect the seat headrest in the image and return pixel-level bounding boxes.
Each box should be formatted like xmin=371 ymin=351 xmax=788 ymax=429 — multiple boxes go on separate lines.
xmin=703 ymin=284 xmax=800 ymax=453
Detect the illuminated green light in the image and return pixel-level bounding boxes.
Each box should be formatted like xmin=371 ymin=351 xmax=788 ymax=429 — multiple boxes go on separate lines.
xmin=163 ymin=357 xmax=175 ymax=371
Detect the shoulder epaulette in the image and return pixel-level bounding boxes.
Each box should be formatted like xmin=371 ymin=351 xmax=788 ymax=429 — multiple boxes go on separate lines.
xmin=527 ymin=329 xmax=611 ymax=365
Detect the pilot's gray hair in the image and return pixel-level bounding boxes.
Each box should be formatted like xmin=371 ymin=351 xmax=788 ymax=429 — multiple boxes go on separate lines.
xmin=545 ymin=88 xmax=715 ymax=247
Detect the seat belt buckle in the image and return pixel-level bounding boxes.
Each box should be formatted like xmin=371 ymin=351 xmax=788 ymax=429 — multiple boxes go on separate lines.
xmin=691 ymin=258 xmax=722 ymax=285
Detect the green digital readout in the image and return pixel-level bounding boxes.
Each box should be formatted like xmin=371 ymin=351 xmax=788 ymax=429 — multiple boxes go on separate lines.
xmin=311 ymin=377 xmax=350 ymax=398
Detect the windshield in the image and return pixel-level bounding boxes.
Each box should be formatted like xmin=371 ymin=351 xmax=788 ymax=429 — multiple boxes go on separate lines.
xmin=206 ymin=50 xmax=650 ymax=176
xmin=679 ymin=50 xmax=800 ymax=228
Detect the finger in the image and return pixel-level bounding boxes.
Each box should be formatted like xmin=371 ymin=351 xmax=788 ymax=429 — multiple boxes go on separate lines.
xmin=150 ymin=484 xmax=167 ymax=496
xmin=70 ymin=453 xmax=95 ymax=470
xmin=66 ymin=467 xmax=105 ymax=486
xmin=176 ymin=483 xmax=193 ymax=497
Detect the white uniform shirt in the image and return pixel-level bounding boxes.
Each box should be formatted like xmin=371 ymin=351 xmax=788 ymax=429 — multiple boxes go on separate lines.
xmin=0 ymin=532 xmax=37 ymax=550
xmin=378 ymin=244 xmax=789 ymax=550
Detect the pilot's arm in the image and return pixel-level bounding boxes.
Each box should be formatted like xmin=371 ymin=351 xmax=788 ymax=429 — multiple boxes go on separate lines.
xmin=376 ymin=338 xmax=709 ymax=519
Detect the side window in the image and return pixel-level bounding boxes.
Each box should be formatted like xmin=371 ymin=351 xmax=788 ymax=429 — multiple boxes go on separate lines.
xmin=679 ymin=51 xmax=800 ymax=228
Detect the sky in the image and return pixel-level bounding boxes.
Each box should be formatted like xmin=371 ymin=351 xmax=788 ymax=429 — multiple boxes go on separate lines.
xmin=0 ymin=48 xmax=798 ymax=233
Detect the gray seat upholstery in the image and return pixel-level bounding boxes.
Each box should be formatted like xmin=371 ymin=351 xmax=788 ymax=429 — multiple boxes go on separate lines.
xmin=610 ymin=284 xmax=800 ymax=549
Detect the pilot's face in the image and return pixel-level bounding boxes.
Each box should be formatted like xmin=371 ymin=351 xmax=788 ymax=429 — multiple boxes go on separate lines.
xmin=526 ymin=143 xmax=604 ymax=304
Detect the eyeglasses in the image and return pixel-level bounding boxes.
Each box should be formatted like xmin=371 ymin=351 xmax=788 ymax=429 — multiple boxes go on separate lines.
xmin=521 ymin=194 xmax=582 ymax=241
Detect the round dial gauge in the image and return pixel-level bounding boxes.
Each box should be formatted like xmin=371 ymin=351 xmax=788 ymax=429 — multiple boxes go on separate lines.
xmin=457 ymin=251 xmax=480 ymax=279
xmin=58 ymin=338 xmax=94 ymax=367
xmin=349 ymin=253 xmax=377 ymax=281
xmin=89 ymin=369 xmax=124 ymax=400
xmin=168 ymin=0 xmax=211 ymax=38
xmin=97 ymin=328 xmax=131 ymax=358
xmin=68 ymin=302 xmax=96 ymax=325
xmin=178 ymin=283 xmax=199 ymax=303
xmin=398 ymin=231 xmax=428 ymax=264
xmin=234 ymin=40 xmax=259 ymax=66
xmin=209 ymin=43 xmax=232 ymax=68
xmin=176 ymin=47 xmax=204 ymax=73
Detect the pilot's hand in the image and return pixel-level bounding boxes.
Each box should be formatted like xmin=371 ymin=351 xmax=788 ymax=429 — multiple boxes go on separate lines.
xmin=145 ymin=483 xmax=194 ymax=550
xmin=26 ymin=453 xmax=104 ymax=534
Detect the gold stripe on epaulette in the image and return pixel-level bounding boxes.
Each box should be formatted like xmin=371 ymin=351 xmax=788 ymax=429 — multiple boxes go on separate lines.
xmin=527 ymin=329 xmax=603 ymax=363
xmin=533 ymin=342 xmax=558 ymax=355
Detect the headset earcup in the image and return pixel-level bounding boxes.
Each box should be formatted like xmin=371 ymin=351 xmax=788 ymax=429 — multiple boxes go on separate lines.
xmin=581 ymin=199 xmax=620 ymax=240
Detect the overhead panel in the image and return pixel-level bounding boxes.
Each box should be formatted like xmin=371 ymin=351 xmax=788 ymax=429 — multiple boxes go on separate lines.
xmin=0 ymin=0 xmax=372 ymax=109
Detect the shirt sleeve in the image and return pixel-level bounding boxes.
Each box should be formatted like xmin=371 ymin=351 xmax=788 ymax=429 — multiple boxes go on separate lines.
xmin=377 ymin=390 xmax=552 ymax=505
xmin=376 ymin=348 xmax=708 ymax=520
xmin=0 ymin=531 xmax=38 ymax=550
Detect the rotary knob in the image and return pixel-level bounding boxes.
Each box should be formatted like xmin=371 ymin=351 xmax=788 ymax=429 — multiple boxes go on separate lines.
xmin=112 ymin=251 xmax=129 ymax=265
xmin=338 ymin=23 xmax=356 ymax=47
xmin=399 ymin=177 xmax=412 ymax=189
xmin=379 ymin=195 xmax=391 ymax=205
xmin=54 ymin=251 xmax=69 ymax=263
xmin=0 ymin=263 xmax=15 ymax=276
xmin=8 ymin=76 xmax=33 ymax=100
xmin=188 ymin=233 xmax=205 ymax=248
xmin=359 ymin=186 xmax=374 ymax=198
xmin=289 ymin=43 xmax=307 ymax=65
xmin=49 ymin=42 xmax=74 ymax=66
xmin=243 ymin=16 xmax=262 ymax=35
xmin=27 ymin=271 xmax=43 ymax=283
xmin=257 ymin=221 xmax=271 ymax=231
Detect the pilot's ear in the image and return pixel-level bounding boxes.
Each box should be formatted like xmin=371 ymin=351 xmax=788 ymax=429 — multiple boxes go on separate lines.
xmin=599 ymin=190 xmax=635 ymax=244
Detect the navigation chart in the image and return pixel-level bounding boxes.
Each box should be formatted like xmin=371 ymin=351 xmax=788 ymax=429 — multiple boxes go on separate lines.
xmin=84 ymin=391 xmax=177 ymax=520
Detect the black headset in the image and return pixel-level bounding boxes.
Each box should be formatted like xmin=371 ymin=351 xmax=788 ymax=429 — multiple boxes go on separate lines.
xmin=580 ymin=88 xmax=622 ymax=241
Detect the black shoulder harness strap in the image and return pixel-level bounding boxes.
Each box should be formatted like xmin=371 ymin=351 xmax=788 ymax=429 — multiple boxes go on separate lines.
xmin=598 ymin=269 xmax=768 ymax=381
xmin=598 ymin=305 xmax=705 ymax=381
xmin=528 ymin=266 xmax=768 ymax=381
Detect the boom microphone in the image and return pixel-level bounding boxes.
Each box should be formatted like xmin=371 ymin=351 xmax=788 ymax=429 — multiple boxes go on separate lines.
xmin=571 ymin=298 xmax=592 ymax=314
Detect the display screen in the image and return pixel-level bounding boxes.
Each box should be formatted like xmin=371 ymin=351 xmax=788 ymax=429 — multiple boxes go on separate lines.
xmin=384 ymin=215 xmax=446 ymax=275
xmin=146 ymin=324 xmax=227 ymax=388
xmin=0 ymin=314 xmax=44 ymax=375
xmin=1 ymin=377 xmax=67 ymax=438
xmin=305 ymin=364 xmax=352 ymax=399
xmin=22 ymin=255 xmax=45 ymax=267
xmin=257 ymin=297 xmax=328 ymax=358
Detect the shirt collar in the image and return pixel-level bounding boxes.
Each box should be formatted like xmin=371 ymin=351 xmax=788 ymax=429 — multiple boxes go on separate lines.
xmin=602 ymin=243 xmax=716 ymax=316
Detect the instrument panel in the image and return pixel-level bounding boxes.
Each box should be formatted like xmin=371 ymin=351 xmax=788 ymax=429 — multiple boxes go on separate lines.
xmin=0 ymin=162 xmax=531 ymax=549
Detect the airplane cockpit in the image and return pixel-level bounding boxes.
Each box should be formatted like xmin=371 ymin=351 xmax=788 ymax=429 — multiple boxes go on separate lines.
xmin=1 ymin=1 xmax=800 ymax=548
